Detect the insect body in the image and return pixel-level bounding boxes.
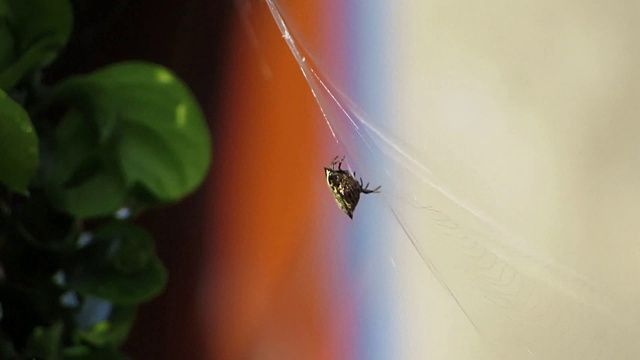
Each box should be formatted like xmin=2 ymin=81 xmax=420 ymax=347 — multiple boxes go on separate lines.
xmin=324 ymin=156 xmax=381 ymax=219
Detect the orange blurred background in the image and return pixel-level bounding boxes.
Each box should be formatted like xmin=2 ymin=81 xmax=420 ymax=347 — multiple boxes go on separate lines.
xmin=199 ymin=1 xmax=352 ymax=359
xmin=66 ymin=0 xmax=357 ymax=359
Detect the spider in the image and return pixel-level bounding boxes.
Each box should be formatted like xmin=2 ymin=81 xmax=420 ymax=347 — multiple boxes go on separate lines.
xmin=324 ymin=156 xmax=381 ymax=219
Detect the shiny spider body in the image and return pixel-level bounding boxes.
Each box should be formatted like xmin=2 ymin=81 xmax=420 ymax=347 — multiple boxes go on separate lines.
xmin=324 ymin=156 xmax=381 ymax=219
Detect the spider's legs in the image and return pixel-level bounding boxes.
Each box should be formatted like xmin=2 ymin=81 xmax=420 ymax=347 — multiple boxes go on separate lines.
xmin=330 ymin=155 xmax=345 ymax=170
xmin=361 ymin=183 xmax=381 ymax=194
xmin=330 ymin=155 xmax=339 ymax=169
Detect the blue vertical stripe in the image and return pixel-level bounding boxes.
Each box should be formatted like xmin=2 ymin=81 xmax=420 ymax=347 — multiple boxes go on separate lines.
xmin=346 ymin=1 xmax=393 ymax=359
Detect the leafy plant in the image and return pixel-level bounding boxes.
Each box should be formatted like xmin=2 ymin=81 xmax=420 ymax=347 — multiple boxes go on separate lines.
xmin=0 ymin=0 xmax=212 ymax=358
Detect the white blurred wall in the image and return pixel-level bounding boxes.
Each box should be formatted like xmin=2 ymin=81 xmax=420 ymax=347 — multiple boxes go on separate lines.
xmin=389 ymin=1 xmax=640 ymax=359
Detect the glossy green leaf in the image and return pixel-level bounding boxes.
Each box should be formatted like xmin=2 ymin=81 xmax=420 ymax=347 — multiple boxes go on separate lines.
xmin=0 ymin=0 xmax=72 ymax=89
xmin=50 ymin=61 xmax=211 ymax=217
xmin=0 ymin=89 xmax=38 ymax=191
xmin=65 ymin=221 xmax=167 ymax=305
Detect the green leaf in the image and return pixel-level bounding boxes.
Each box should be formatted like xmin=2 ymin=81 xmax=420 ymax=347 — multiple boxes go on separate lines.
xmin=77 ymin=305 xmax=136 ymax=348
xmin=0 ymin=89 xmax=38 ymax=191
xmin=4 ymin=0 xmax=72 ymax=52
xmin=0 ymin=14 xmax=16 ymax=70
xmin=63 ymin=345 xmax=131 ymax=360
xmin=47 ymin=109 xmax=127 ymax=217
xmin=0 ymin=0 xmax=73 ymax=89
xmin=49 ymin=61 xmax=211 ymax=218
xmin=24 ymin=322 xmax=64 ymax=360
xmin=65 ymin=221 xmax=167 ymax=305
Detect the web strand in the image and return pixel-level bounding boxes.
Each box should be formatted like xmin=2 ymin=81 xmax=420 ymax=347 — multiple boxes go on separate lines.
xmin=262 ymin=1 xmax=632 ymax=358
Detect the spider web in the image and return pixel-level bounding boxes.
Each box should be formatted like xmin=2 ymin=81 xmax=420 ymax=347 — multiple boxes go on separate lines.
xmin=258 ymin=0 xmax=640 ymax=358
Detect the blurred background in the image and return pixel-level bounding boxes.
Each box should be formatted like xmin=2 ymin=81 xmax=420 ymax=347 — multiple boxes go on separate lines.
xmin=66 ymin=0 xmax=363 ymax=359
xmin=61 ymin=0 xmax=640 ymax=359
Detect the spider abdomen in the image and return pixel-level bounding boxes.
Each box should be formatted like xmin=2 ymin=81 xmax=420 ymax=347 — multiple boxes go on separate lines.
xmin=324 ymin=156 xmax=380 ymax=219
